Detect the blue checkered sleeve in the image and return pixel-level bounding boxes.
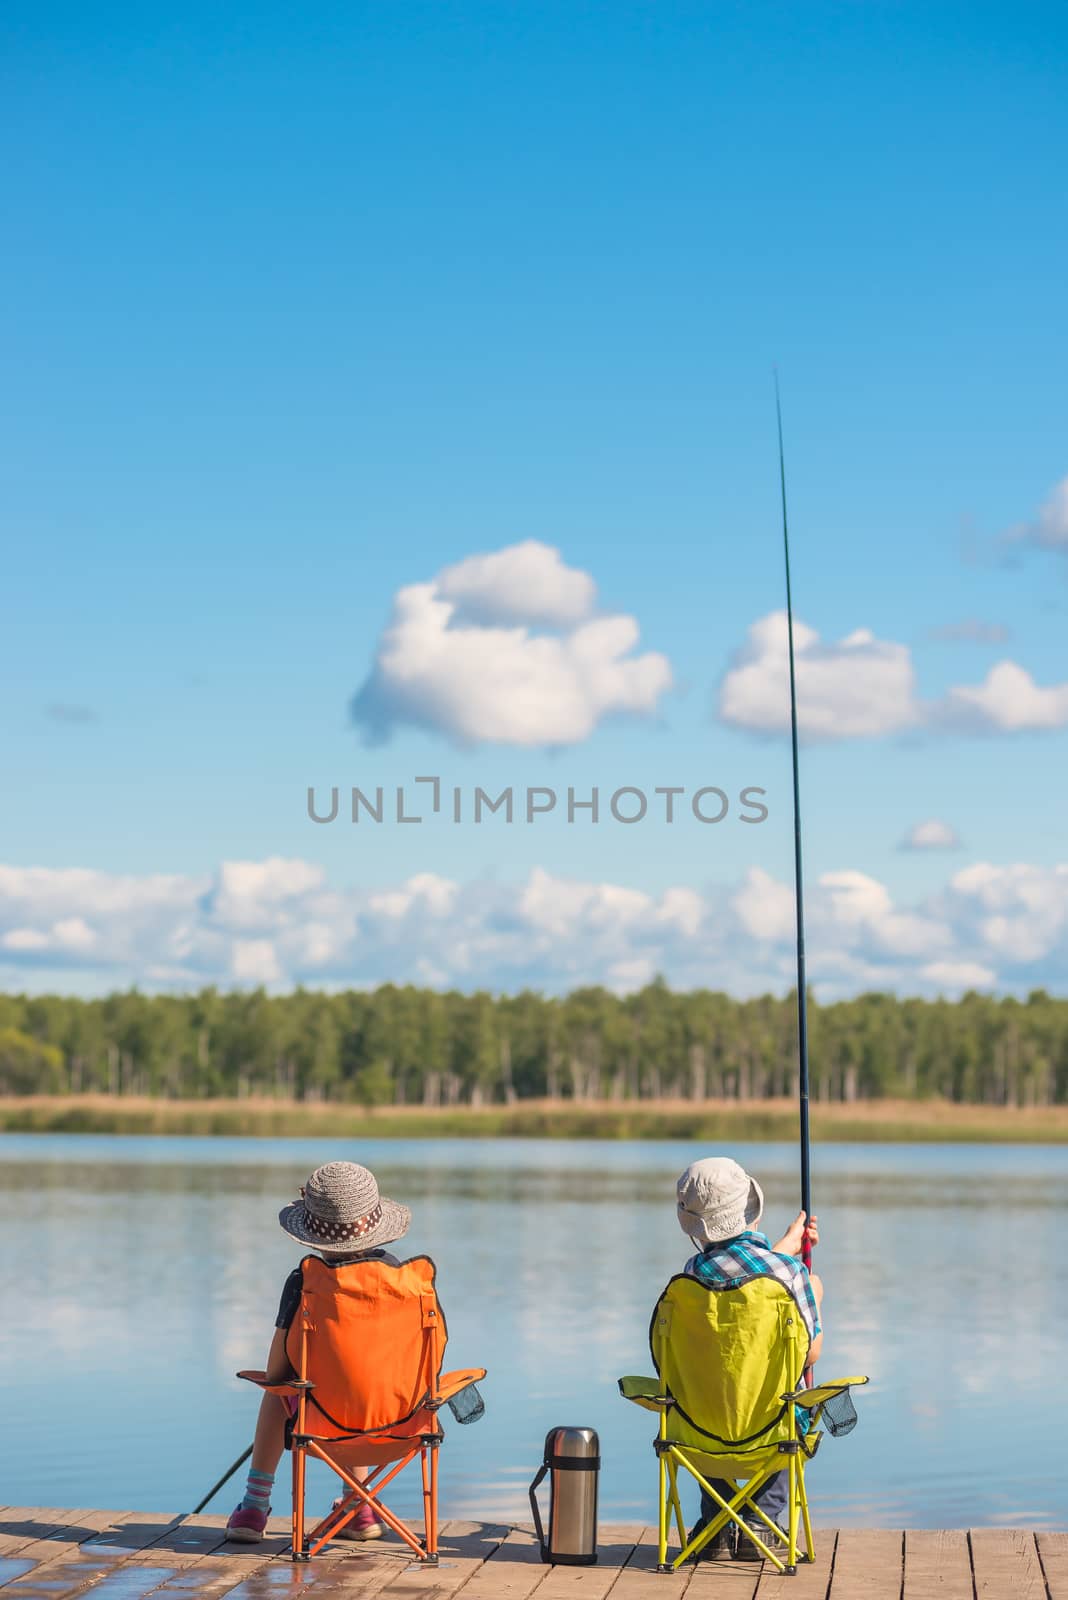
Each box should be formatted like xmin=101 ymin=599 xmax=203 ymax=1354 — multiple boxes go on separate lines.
xmin=686 ymin=1230 xmax=821 ymax=1341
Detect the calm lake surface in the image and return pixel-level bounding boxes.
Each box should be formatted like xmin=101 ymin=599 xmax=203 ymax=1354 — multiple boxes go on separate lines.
xmin=1 ymin=1135 xmax=1064 ymax=1530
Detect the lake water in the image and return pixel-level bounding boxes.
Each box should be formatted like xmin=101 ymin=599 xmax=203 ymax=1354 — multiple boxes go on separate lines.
xmin=1 ymin=1135 xmax=1064 ymax=1531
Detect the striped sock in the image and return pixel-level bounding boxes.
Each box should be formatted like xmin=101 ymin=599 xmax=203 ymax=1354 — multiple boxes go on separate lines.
xmin=241 ymin=1469 xmax=274 ymax=1513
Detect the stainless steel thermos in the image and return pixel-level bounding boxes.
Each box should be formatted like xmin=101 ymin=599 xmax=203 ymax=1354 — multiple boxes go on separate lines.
xmin=528 ymin=1426 xmax=600 ymax=1565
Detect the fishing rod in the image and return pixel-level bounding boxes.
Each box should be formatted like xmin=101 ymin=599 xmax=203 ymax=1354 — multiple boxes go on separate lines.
xmin=190 ymin=1442 xmax=253 ymax=1516
xmin=774 ymin=372 xmax=813 ymax=1285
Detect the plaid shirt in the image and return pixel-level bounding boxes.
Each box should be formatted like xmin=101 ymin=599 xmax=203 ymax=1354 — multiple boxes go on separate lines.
xmin=684 ymin=1229 xmax=821 ymax=1340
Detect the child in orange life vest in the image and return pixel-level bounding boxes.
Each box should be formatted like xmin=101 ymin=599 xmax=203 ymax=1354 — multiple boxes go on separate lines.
xmin=226 ymin=1161 xmax=412 ymax=1543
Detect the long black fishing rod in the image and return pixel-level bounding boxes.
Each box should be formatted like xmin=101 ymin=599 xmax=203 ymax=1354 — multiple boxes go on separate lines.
xmin=774 ymin=372 xmax=813 ymax=1279
xmin=190 ymin=1442 xmax=253 ymax=1516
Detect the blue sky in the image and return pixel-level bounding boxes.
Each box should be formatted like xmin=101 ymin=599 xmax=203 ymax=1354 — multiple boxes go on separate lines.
xmin=3 ymin=1 xmax=1067 ymax=997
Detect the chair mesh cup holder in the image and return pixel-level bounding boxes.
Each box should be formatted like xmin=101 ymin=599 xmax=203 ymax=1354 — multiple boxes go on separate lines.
xmin=446 ymin=1381 xmax=485 ymax=1425
xmin=820 ymin=1388 xmax=858 ymax=1438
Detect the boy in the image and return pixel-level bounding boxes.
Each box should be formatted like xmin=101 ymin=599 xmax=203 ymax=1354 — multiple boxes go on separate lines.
xmin=676 ymin=1156 xmax=823 ymax=1562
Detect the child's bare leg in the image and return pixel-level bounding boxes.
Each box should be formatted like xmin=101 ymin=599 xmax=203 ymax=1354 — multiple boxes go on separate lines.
xmin=252 ymin=1395 xmax=370 ymax=1493
xmin=251 ymin=1392 xmax=288 ymax=1475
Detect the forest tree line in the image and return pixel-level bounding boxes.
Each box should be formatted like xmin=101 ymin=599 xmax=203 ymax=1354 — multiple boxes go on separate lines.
xmin=1 ymin=982 xmax=1066 ymax=1107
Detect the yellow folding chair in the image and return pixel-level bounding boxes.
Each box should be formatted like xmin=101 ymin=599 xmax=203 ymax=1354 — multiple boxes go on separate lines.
xmin=620 ymin=1273 xmax=867 ymax=1574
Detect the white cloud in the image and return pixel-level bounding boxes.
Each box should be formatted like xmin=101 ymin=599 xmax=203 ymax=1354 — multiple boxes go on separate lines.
xmin=231 ymin=939 xmax=282 ymax=984
xmin=654 ymin=888 xmax=705 ymax=939
xmin=733 ymin=866 xmax=796 ymax=942
xmin=816 ymin=870 xmax=949 ymax=958
xmin=720 ymin=611 xmax=1068 ymax=740
xmin=946 ymin=862 xmax=1068 ymax=967
xmin=2 ymin=928 xmax=50 ymax=952
xmin=351 ymin=541 xmax=672 ymax=747
xmin=900 ymin=819 xmax=962 ymax=852
xmin=938 ymin=661 xmax=1068 ymax=732
xmin=52 ymin=917 xmax=96 ymax=950
xmin=207 ymin=858 xmax=327 ymax=930
xmin=435 ymin=540 xmax=596 ymax=627
xmin=919 ymin=961 xmax=997 ymax=992
xmin=368 ymin=873 xmax=458 ymax=920
xmin=719 ymin=612 xmax=919 ymax=739
xmin=1010 ymin=474 xmax=1068 ymax=551
xmin=4 ymin=855 xmax=1067 ymax=999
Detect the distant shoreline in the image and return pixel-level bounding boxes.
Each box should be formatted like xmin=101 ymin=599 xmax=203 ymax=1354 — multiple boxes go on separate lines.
xmin=0 ymin=1094 xmax=1065 ymax=1142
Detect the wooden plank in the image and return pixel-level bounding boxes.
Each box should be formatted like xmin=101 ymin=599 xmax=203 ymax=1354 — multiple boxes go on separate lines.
xmin=201 ymin=1550 xmax=346 ymax=1600
xmin=755 ymin=1530 xmax=836 ymax=1598
xmin=520 ymin=1527 xmax=642 ymax=1600
xmin=970 ymin=1529 xmax=1045 ymax=1599
xmin=0 ymin=1550 xmax=177 ymax=1600
xmin=441 ymin=1524 xmax=548 ymax=1599
xmin=0 ymin=1512 xmax=118 ymax=1560
xmin=902 ymin=1530 xmax=972 ymax=1600
xmin=604 ymin=1526 xmax=693 ymax=1598
xmin=370 ymin=1519 xmax=509 ymax=1597
xmin=154 ymin=1520 xmax=272 ymax=1561
xmin=0 ymin=1521 xmax=1061 ymax=1600
xmin=823 ymin=1530 xmax=902 ymax=1600
xmin=124 ymin=1547 xmax=285 ymax=1600
xmin=1038 ymin=1532 xmax=1068 ymax=1600
xmin=81 ymin=1518 xmax=188 ymax=1560
xmin=687 ymin=1554 xmax=761 ymax=1597
xmin=0 ymin=1513 xmax=138 ymax=1576
xmin=0 ymin=1570 xmax=35 ymax=1591
xmin=0 ymin=1510 xmax=279 ymax=1600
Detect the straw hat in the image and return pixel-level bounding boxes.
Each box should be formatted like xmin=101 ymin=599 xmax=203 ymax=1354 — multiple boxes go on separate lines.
xmin=279 ymin=1161 xmax=411 ymax=1253
xmin=676 ymin=1156 xmax=764 ymax=1248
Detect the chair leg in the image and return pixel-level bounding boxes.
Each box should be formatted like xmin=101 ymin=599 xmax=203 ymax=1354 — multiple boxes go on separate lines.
xmin=292 ymin=1445 xmax=307 ymax=1562
xmin=680 ymin=1459 xmax=787 ymax=1573
xmin=419 ymin=1442 xmax=439 ymax=1563
xmin=657 ymin=1452 xmax=669 ymax=1571
xmin=667 ymin=1459 xmax=686 ymax=1552
xmin=787 ymin=1453 xmax=799 ymax=1573
xmin=421 ymin=1448 xmax=431 ymax=1548
xmin=797 ymin=1460 xmax=815 ymax=1563
xmin=431 ymin=1441 xmax=440 ymax=1560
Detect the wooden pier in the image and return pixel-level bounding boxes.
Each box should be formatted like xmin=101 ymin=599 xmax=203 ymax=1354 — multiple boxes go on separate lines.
xmin=1 ymin=1511 xmax=1065 ymax=1599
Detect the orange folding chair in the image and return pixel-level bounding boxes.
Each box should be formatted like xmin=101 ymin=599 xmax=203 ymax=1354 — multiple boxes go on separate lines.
xmin=239 ymin=1254 xmax=486 ymax=1564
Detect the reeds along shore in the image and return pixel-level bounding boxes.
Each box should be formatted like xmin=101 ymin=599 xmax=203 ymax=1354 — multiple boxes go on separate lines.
xmin=2 ymin=1093 xmax=1068 ymax=1140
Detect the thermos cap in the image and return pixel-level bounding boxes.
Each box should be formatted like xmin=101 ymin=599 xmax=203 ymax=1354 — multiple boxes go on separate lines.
xmin=547 ymin=1426 xmax=599 ymax=1458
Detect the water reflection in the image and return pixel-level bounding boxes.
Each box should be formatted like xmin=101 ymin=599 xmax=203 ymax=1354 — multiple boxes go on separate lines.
xmin=0 ymin=1136 xmax=1064 ymax=1528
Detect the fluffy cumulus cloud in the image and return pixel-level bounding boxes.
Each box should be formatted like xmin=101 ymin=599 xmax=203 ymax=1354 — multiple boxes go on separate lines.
xmin=900 ymin=819 xmax=962 ymax=852
xmin=351 ymin=540 xmax=672 ymax=747
xmin=719 ymin=611 xmax=1068 ymax=740
xmin=937 ymin=662 xmax=1068 ymax=732
xmin=719 ymin=612 xmax=920 ymax=739
xmin=3 ymin=854 xmax=1067 ymax=1000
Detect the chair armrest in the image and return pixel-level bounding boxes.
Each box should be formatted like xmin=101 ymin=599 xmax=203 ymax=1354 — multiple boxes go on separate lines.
xmin=236 ymin=1368 xmax=311 ymax=1396
xmin=618 ymin=1375 xmax=671 ymax=1411
xmin=781 ymin=1375 xmax=869 ymax=1409
xmin=434 ymin=1367 xmax=487 ymax=1404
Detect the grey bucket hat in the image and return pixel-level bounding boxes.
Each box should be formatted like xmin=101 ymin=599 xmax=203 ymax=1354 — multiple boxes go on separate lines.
xmin=677 ymin=1156 xmax=764 ymax=1247
xmin=279 ymin=1161 xmax=411 ymax=1254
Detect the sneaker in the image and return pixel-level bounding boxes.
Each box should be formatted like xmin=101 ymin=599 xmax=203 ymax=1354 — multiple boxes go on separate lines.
xmin=226 ymin=1504 xmax=270 ymax=1543
xmin=734 ymin=1520 xmax=783 ymax=1561
xmin=686 ymin=1520 xmax=735 ymax=1562
xmin=331 ymin=1499 xmax=383 ymax=1541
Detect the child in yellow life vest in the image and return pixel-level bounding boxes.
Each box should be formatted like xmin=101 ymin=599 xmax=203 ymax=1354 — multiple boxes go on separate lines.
xmin=226 ymin=1161 xmax=411 ymax=1543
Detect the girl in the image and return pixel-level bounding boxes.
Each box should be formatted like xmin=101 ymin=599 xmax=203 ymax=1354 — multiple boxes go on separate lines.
xmin=226 ymin=1160 xmax=411 ymax=1543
